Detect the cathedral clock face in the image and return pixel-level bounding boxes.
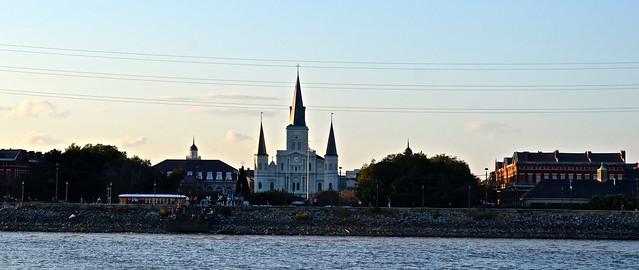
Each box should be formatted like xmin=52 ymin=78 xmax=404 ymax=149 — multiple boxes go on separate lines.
xmin=293 ymin=156 xmax=300 ymax=163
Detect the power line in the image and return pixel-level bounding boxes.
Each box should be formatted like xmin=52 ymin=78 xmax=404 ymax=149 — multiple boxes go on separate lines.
xmin=1 ymin=87 xmax=639 ymax=114
xmin=2 ymin=43 xmax=638 ymax=66
xmin=2 ymin=44 xmax=639 ymax=71
xmin=1 ymin=65 xmax=638 ymax=92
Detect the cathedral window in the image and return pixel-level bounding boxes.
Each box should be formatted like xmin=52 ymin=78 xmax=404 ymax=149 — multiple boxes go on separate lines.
xmin=216 ymin=172 xmax=223 ymax=180
xmin=207 ymin=172 xmax=213 ymax=180
xmin=226 ymin=172 xmax=232 ymax=180
xmin=297 ymin=142 xmax=301 ymax=150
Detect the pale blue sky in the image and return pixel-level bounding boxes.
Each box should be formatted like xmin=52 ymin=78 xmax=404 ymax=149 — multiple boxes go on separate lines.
xmin=1 ymin=1 xmax=638 ymax=176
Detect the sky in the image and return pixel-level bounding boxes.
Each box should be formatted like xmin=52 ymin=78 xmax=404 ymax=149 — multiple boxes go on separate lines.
xmin=1 ymin=1 xmax=638 ymax=177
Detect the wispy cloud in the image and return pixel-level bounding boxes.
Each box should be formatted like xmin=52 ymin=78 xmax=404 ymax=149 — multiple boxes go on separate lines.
xmin=199 ymin=93 xmax=281 ymax=101
xmin=225 ymin=130 xmax=253 ymax=147
xmin=117 ymin=135 xmax=147 ymax=147
xmin=22 ymin=131 xmax=62 ymax=146
xmin=185 ymin=108 xmax=277 ymax=117
xmin=4 ymin=99 xmax=70 ymax=119
xmin=464 ymin=121 xmax=520 ymax=139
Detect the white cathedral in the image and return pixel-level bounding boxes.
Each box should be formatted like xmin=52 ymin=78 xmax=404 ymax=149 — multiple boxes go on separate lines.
xmin=253 ymin=72 xmax=339 ymax=198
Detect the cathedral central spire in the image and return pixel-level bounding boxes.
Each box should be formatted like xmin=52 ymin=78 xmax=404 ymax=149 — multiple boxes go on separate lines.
xmin=289 ymin=71 xmax=306 ymax=126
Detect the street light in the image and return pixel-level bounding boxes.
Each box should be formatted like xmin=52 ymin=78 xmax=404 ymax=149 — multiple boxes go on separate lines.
xmin=107 ymin=181 xmax=112 ymax=205
xmin=376 ymin=183 xmax=379 ymax=208
xmin=485 ymin=168 xmax=489 ymax=206
xmin=153 ymin=181 xmax=157 ymax=205
xmin=421 ymin=184 xmax=425 ymax=208
xmin=65 ymin=180 xmax=69 ymax=203
xmin=55 ymin=163 xmax=59 ymax=202
xmin=21 ymin=180 xmax=25 ymax=207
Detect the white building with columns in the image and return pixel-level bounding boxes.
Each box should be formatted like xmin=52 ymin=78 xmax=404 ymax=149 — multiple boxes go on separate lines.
xmin=253 ymin=71 xmax=339 ymax=198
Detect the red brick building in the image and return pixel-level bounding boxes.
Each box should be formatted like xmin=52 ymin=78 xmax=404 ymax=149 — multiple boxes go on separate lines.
xmin=0 ymin=149 xmax=43 ymax=195
xmin=494 ymin=150 xmax=627 ymax=204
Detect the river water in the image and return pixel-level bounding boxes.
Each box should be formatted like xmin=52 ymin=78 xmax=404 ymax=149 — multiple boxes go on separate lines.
xmin=1 ymin=232 xmax=637 ymax=269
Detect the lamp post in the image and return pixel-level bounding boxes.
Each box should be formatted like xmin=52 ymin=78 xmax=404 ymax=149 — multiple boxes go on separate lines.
xmin=468 ymin=185 xmax=471 ymax=209
xmin=153 ymin=181 xmax=157 ymax=205
xmin=55 ymin=163 xmax=59 ymax=202
xmin=485 ymin=168 xmax=489 ymax=206
xmin=107 ymin=181 xmax=112 ymax=205
xmin=421 ymin=184 xmax=425 ymax=208
xmin=21 ymin=180 xmax=25 ymax=207
xmin=65 ymin=180 xmax=69 ymax=203
xmin=376 ymin=183 xmax=379 ymax=208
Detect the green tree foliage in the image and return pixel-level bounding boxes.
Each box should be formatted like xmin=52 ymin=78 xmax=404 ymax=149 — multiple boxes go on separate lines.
xmin=355 ymin=152 xmax=479 ymax=207
xmin=589 ymin=194 xmax=635 ymax=210
xmin=234 ymin=166 xmax=251 ymax=198
xmin=312 ymin=190 xmax=339 ymax=206
xmin=23 ymin=144 xmax=161 ymax=202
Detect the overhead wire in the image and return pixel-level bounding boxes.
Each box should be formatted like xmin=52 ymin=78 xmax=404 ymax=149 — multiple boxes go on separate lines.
xmin=1 ymin=87 xmax=639 ymax=114
xmin=1 ymin=43 xmax=639 ymax=71
xmin=0 ymin=65 xmax=638 ymax=92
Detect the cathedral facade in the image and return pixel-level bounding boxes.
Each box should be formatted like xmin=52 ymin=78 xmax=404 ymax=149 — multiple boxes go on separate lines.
xmin=253 ymin=72 xmax=339 ymax=198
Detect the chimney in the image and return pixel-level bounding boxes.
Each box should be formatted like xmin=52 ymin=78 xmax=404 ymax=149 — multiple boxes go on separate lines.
xmin=586 ymin=151 xmax=592 ymax=162
xmin=554 ymin=150 xmax=559 ymax=162
xmin=620 ymin=150 xmax=626 ymax=162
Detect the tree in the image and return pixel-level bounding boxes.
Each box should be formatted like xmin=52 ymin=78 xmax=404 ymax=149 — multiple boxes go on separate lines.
xmin=355 ymin=151 xmax=479 ymax=207
xmin=235 ymin=166 xmax=251 ymax=198
xmin=23 ymin=143 xmax=161 ymax=202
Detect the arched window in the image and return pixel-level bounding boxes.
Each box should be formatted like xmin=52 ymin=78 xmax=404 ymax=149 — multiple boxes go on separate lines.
xmin=187 ymin=171 xmax=193 ymax=176
xmin=318 ymin=182 xmax=323 ymax=191
xmin=258 ymin=182 xmax=262 ymax=189
xmin=269 ymin=182 xmax=275 ymax=190
xmin=329 ymin=183 xmax=333 ymax=190
xmin=216 ymin=172 xmax=223 ymax=180
xmin=207 ymin=172 xmax=213 ymax=180
xmin=226 ymin=172 xmax=232 ymax=180
xmin=197 ymin=171 xmax=203 ymax=179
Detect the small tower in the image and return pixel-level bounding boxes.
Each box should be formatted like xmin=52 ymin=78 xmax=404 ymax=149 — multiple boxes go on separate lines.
xmin=254 ymin=117 xmax=270 ymax=192
xmin=187 ymin=137 xmax=201 ymax=160
xmin=597 ymin=162 xmax=608 ymax=182
xmin=404 ymin=139 xmax=413 ymax=155
xmin=324 ymin=115 xmax=339 ymax=190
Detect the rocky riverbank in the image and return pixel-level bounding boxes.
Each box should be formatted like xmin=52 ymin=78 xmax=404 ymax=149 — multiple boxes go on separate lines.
xmin=2 ymin=203 xmax=639 ymax=239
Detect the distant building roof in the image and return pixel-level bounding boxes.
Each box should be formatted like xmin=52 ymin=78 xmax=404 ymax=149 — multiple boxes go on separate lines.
xmin=523 ymin=179 xmax=638 ymax=200
xmin=154 ymin=159 xmax=237 ymax=174
xmin=510 ymin=151 xmax=625 ymax=164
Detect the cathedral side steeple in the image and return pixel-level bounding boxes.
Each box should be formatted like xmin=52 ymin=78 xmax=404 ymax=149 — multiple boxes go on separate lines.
xmin=257 ymin=120 xmax=268 ymax=156
xmin=325 ymin=117 xmax=338 ymax=157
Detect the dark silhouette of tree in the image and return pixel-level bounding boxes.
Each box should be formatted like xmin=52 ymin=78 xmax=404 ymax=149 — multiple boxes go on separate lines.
xmin=235 ymin=166 xmax=251 ymax=198
xmin=355 ymin=151 xmax=479 ymax=207
xmin=23 ymin=143 xmax=161 ymax=202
